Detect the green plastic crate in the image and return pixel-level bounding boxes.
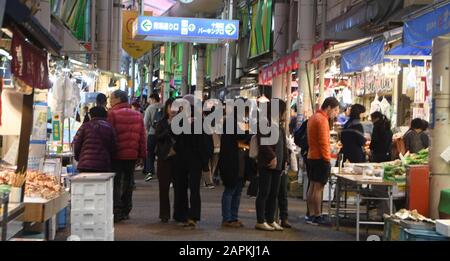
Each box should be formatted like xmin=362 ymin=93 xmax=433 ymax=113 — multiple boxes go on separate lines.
xmin=400 ymin=228 xmax=450 ymax=241
xmin=439 ymin=189 xmax=450 ymax=215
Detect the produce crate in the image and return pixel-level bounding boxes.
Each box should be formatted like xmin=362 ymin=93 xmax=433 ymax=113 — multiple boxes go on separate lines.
xmin=400 ymin=228 xmax=450 ymax=241
xmin=71 ymin=223 xmax=114 ymax=241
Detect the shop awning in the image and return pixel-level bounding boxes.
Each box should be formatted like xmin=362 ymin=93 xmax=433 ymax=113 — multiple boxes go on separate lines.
xmin=258 ymin=50 xmax=299 ymax=86
xmin=4 ymin=0 xmax=62 ymax=55
xmin=403 ymin=1 xmax=450 ymax=46
xmin=340 ymin=37 xmax=385 ymax=74
xmin=385 ymin=41 xmax=432 ymax=66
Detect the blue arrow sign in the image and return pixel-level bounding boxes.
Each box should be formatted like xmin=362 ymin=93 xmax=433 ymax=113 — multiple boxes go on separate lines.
xmin=133 ymin=16 xmax=240 ymax=43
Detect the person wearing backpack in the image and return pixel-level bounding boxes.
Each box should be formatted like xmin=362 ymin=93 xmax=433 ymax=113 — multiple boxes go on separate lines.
xmin=143 ymin=93 xmax=164 ymax=182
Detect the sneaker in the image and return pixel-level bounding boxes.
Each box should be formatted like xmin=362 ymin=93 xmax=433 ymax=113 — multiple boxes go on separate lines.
xmin=206 ymin=184 xmax=215 ymax=189
xmin=222 ymin=221 xmax=241 ymax=228
xmin=269 ymin=222 xmax=284 ymax=231
xmin=306 ymin=216 xmax=319 ymax=226
xmin=281 ymin=219 xmax=292 ymax=229
xmin=234 ymin=220 xmax=244 ymax=227
xmin=183 ymin=219 xmax=196 ymax=229
xmin=144 ymin=173 xmax=153 ymax=182
xmin=315 ymin=215 xmax=331 ymax=226
xmin=255 ymin=222 xmax=275 ymax=231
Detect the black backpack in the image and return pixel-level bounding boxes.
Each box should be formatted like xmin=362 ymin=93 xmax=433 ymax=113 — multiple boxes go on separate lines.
xmin=152 ymin=108 xmax=164 ymax=130
xmin=294 ymin=120 xmax=308 ymax=157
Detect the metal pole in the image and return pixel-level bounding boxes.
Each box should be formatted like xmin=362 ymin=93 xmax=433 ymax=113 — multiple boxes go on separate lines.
xmin=90 ymin=0 xmax=96 ymax=65
xmin=131 ymin=58 xmax=135 ymax=100
xmin=318 ymin=0 xmax=327 ymax=104
xmin=225 ymin=0 xmax=234 ymax=88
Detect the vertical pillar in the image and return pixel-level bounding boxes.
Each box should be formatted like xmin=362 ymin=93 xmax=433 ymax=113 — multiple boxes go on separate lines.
xmin=196 ymin=46 xmax=206 ymax=94
xmin=181 ymin=43 xmax=190 ymax=96
xmin=90 ymin=0 xmax=96 ymax=65
xmin=97 ymin=0 xmax=111 ymax=71
xmin=16 ymin=91 xmax=34 ymax=173
xmin=0 ymin=0 xmax=5 ymax=29
xmin=273 ymin=1 xmax=289 ymax=100
xmin=298 ymin=0 xmax=315 ymax=117
xmin=430 ymin=36 xmax=450 ymax=219
xmin=318 ymin=0 xmax=327 ymax=105
xmin=110 ymin=0 xmax=122 ymax=73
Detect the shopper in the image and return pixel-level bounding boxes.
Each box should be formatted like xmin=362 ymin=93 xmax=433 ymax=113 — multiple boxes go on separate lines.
xmin=340 ymin=104 xmax=367 ymax=163
xmin=82 ymin=105 xmax=90 ymax=124
xmin=219 ymin=102 xmax=251 ymax=228
xmin=143 ymin=93 xmax=164 ymax=181
xmin=172 ymin=95 xmax=210 ymax=228
xmin=306 ymin=97 xmax=340 ymax=226
xmin=369 ymin=111 xmax=393 ymax=162
xmin=403 ymin=118 xmax=430 ymax=154
xmin=255 ymin=99 xmax=288 ymax=231
xmin=202 ymin=103 xmax=215 ymax=189
xmin=73 ymin=107 xmax=116 ymax=173
xmin=155 ymin=98 xmax=176 ymax=223
xmin=96 ymin=93 xmax=107 ymax=109
xmin=108 ymin=90 xmax=147 ymax=222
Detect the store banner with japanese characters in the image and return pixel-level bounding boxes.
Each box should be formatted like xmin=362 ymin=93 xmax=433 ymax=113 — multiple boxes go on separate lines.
xmin=133 ymin=16 xmax=239 ymax=43
xmin=10 ymin=28 xmax=50 ymax=92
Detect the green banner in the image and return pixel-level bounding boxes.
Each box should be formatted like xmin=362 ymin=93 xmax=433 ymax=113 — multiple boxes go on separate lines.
xmin=52 ymin=120 xmax=61 ymax=141
xmin=249 ymin=0 xmax=272 ymax=59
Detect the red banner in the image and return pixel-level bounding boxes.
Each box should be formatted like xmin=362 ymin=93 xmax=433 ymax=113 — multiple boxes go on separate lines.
xmin=11 ymin=28 xmax=50 ymax=90
xmin=258 ymin=51 xmax=299 ymax=85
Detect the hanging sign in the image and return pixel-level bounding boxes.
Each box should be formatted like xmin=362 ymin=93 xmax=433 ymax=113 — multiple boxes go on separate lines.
xmin=340 ymin=38 xmax=385 ymax=74
xmin=133 ymin=16 xmax=239 ymax=43
xmin=404 ymin=2 xmax=450 ymax=46
xmin=52 ymin=113 xmax=61 ymax=142
xmin=122 ymin=10 xmax=153 ymax=59
xmin=10 ymin=28 xmax=50 ymax=91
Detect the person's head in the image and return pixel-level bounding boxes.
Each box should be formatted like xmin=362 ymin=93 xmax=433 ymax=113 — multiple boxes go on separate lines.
xmin=291 ymin=104 xmax=297 ymax=117
xmin=96 ymin=93 xmax=107 ymax=107
xmin=321 ymin=97 xmax=340 ymax=119
xmin=89 ymin=106 xmax=107 ymax=119
xmin=110 ymin=90 xmax=128 ymax=107
xmin=421 ymin=120 xmax=429 ymax=131
xmin=411 ymin=118 xmax=424 ymax=132
xmin=349 ymin=104 xmax=366 ymax=121
xmin=149 ymin=93 xmax=160 ymax=105
xmin=131 ymin=101 xmax=141 ymax=111
xmin=370 ymin=111 xmax=383 ymax=123
xmin=164 ymin=97 xmax=176 ymax=119
xmin=83 ymin=106 xmax=89 ymax=113
xmin=343 ymin=105 xmax=351 ymax=116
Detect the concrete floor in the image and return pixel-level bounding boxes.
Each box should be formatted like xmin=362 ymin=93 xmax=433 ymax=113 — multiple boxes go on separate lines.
xmin=57 ymin=173 xmax=384 ymax=241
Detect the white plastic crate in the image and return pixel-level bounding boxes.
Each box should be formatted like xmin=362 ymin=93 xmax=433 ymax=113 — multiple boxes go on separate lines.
xmin=71 ymin=210 xmax=113 ymax=226
xmin=71 ymin=224 xmax=113 ymax=241
xmin=70 ymin=173 xmax=115 ymax=241
xmin=71 ymin=196 xmax=112 ymax=212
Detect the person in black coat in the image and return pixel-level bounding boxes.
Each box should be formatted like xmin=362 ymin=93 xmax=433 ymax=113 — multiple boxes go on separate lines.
xmin=369 ymin=111 xmax=393 ymax=162
xmin=171 ymin=101 xmax=211 ymax=228
xmin=218 ymin=103 xmax=251 ymax=228
xmin=340 ymin=104 xmax=366 ymax=163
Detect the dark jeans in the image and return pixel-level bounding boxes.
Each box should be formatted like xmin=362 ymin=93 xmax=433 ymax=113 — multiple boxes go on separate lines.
xmin=222 ymin=177 xmax=244 ymax=222
xmin=173 ymin=164 xmax=202 ymax=222
xmin=144 ymin=134 xmax=157 ymax=174
xmin=157 ymin=157 xmax=173 ymax=220
xmin=278 ymin=172 xmax=289 ymax=221
xmin=113 ymin=160 xmax=136 ymax=217
xmin=255 ymin=168 xmax=282 ymax=224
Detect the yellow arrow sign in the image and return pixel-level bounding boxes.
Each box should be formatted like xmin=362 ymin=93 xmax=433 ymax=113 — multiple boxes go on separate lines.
xmin=122 ymin=10 xmax=153 ymax=59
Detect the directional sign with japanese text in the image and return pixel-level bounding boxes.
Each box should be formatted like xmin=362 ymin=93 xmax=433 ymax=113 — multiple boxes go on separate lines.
xmin=133 ymin=16 xmax=239 ymax=43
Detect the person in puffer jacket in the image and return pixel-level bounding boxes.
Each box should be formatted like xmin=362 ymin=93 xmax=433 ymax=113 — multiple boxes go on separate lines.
xmin=73 ymin=106 xmax=116 ymax=172
xmin=108 ymin=90 xmax=147 ymax=222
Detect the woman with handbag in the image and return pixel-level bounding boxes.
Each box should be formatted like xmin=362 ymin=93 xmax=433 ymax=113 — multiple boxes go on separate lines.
xmin=155 ymin=98 xmax=176 ymax=223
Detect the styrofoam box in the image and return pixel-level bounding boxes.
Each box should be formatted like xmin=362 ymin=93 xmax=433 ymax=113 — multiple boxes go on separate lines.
xmin=71 ymin=181 xmax=112 ymax=196
xmin=71 ymin=196 xmax=113 ymax=212
xmin=71 ymin=224 xmax=114 ymax=241
xmin=71 ymin=210 xmax=113 ymax=226
xmin=436 ymin=220 xmax=450 ymax=237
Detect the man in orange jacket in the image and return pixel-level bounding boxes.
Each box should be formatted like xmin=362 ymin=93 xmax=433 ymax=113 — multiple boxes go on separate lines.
xmin=306 ymin=97 xmax=339 ymax=226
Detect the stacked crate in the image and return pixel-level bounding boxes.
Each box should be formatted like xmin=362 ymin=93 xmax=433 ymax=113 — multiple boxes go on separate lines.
xmin=70 ymin=173 xmax=115 ymax=241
